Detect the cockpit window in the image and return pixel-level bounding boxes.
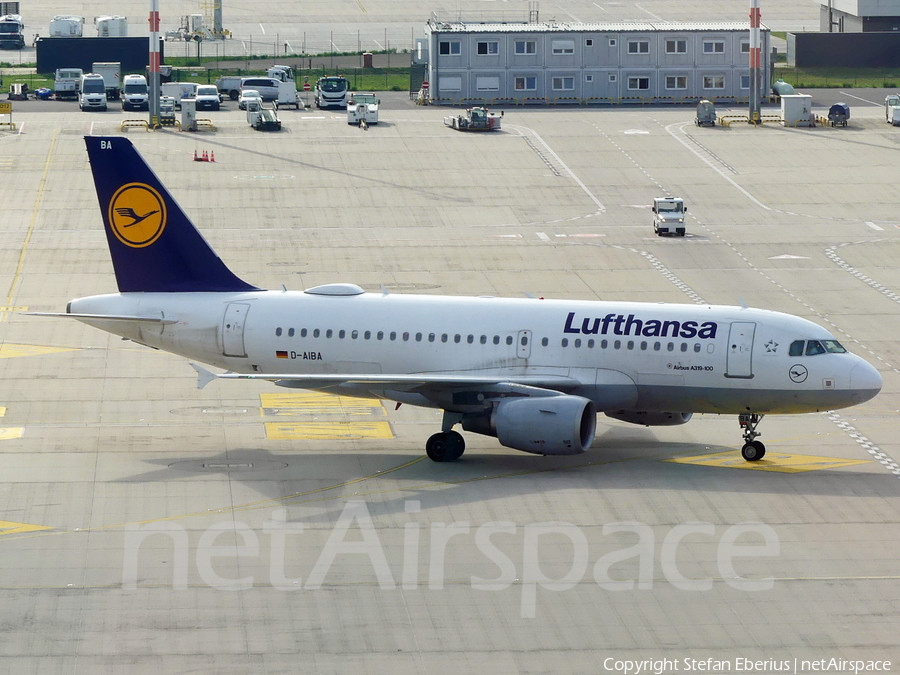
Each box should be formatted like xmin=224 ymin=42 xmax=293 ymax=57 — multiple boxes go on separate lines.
xmin=790 ymin=339 xmax=848 ymax=356
xmin=805 ymin=340 xmax=826 ymax=356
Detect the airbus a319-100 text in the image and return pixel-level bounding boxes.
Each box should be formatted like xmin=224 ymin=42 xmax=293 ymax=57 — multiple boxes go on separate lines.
xmin=32 ymin=137 xmax=883 ymax=462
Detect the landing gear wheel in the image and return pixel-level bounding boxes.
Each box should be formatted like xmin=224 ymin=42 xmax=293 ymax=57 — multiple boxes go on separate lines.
xmin=425 ymin=431 xmax=465 ymax=462
xmin=741 ymin=440 xmax=766 ymax=462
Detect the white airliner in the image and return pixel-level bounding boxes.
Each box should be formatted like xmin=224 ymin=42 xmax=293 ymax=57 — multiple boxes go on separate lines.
xmin=33 ymin=136 xmax=882 ymax=462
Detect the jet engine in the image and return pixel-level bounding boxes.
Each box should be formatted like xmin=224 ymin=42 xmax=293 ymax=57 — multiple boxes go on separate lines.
xmin=462 ymin=395 xmax=596 ymax=455
xmin=605 ymin=410 xmax=693 ymax=426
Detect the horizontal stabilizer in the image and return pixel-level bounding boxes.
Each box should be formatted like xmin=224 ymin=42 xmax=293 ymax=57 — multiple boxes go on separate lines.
xmin=27 ymin=312 xmax=178 ymax=324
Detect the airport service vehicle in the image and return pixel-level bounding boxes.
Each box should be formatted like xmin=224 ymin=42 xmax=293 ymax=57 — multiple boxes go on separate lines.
xmin=315 ymin=76 xmax=349 ymax=109
xmin=885 ymin=94 xmax=900 ymax=122
xmin=652 ymin=196 xmax=687 ymax=236
xmin=889 ymin=107 xmax=900 ymax=127
xmin=194 ymin=84 xmax=221 ymax=111
xmin=160 ymin=82 xmax=198 ymax=109
xmin=246 ymin=99 xmax=281 ymax=130
xmin=238 ymin=89 xmax=261 ymax=110
xmin=95 ymin=14 xmax=127 ymax=37
xmin=32 ymin=136 xmax=883 ymax=464
xmin=49 ymin=14 xmax=83 ymax=37
xmin=444 ymin=106 xmax=502 ymax=131
xmin=0 ymin=13 xmax=24 ymax=49
xmin=158 ymin=96 xmax=176 ymax=125
xmin=122 ymin=74 xmax=148 ymax=111
xmin=266 ymin=65 xmax=300 ymax=109
xmin=215 ymin=75 xmax=243 ymax=100
xmin=54 ymin=67 xmax=82 ymax=100
xmin=79 ymin=73 xmax=107 ymax=111
xmin=827 ymin=103 xmax=850 ymax=127
xmin=240 ymin=77 xmax=279 ymax=101
xmin=92 ymin=62 xmax=121 ymax=99
xmin=347 ymin=92 xmax=379 ymax=125
xmin=695 ymin=99 xmax=716 ymax=127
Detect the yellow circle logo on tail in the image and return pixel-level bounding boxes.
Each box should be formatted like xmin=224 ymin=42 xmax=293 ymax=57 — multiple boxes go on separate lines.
xmin=108 ymin=183 xmax=167 ymax=248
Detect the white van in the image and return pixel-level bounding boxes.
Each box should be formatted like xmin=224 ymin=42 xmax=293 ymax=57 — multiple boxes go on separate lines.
xmin=240 ymin=77 xmax=279 ymax=101
xmin=79 ymin=73 xmax=107 ymax=111
xmin=194 ymin=84 xmax=221 ymax=111
xmin=122 ymin=74 xmax=149 ymax=111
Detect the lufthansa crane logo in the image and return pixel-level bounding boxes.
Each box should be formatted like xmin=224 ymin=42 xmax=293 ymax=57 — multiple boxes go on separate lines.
xmin=108 ymin=183 xmax=167 ymax=248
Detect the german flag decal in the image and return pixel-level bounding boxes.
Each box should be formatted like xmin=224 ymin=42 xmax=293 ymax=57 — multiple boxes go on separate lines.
xmin=276 ymin=350 xmax=288 ymax=359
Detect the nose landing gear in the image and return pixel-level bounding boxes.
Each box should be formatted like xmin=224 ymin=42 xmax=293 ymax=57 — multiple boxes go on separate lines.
xmin=739 ymin=413 xmax=766 ymax=461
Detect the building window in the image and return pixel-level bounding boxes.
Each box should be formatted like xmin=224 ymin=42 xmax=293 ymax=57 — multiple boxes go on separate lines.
xmin=585 ymin=39 xmax=593 ymax=46
xmin=703 ymin=75 xmax=725 ymax=89
xmin=628 ymin=77 xmax=650 ymax=90
xmin=439 ymin=41 xmax=460 ymax=55
xmin=741 ymin=41 xmax=750 ymax=53
xmin=477 ymin=41 xmax=499 ymax=55
xmin=439 ymin=76 xmax=461 ymax=92
xmin=514 ymin=76 xmax=536 ymax=91
xmin=703 ymin=40 xmax=725 ymax=54
xmin=666 ymin=39 xmax=686 ymax=54
xmin=476 ymin=76 xmax=500 ymax=91
xmin=585 ymin=74 xmax=594 ymax=82
xmin=609 ymin=38 xmax=617 ymax=47
xmin=515 ymin=40 xmax=536 ymax=54
xmin=609 ymin=74 xmax=617 ymax=82
xmin=666 ymin=75 xmax=687 ymax=90
xmin=627 ymin=40 xmax=649 ymax=54
xmin=552 ymin=39 xmax=575 ymax=54
xmin=740 ymin=74 xmax=751 ymax=89
xmin=552 ymin=76 xmax=574 ymax=91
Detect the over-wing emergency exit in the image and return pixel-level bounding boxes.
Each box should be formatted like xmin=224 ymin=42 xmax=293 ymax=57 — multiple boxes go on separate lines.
xmin=31 ymin=137 xmax=882 ymax=462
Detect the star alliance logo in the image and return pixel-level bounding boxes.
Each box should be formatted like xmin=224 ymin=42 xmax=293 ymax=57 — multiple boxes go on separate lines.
xmin=764 ymin=339 xmax=778 ymax=353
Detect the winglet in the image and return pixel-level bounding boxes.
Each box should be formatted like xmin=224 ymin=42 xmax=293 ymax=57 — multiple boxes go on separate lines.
xmin=190 ymin=362 xmax=219 ymax=390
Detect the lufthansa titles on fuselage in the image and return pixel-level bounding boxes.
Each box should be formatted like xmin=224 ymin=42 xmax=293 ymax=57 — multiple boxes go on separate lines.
xmin=563 ymin=312 xmax=718 ymax=339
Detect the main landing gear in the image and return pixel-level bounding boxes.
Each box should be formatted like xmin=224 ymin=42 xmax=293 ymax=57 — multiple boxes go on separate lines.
xmin=739 ymin=413 xmax=766 ymax=461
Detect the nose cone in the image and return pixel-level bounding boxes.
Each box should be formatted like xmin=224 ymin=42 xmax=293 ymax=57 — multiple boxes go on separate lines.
xmin=850 ymin=359 xmax=882 ymax=404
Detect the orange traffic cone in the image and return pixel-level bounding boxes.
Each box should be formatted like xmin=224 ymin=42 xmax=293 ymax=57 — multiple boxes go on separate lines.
xmin=210 ymin=151 xmax=215 ymax=162
xmin=192 ymin=149 xmax=198 ymax=161
xmin=202 ymin=150 xmax=208 ymax=162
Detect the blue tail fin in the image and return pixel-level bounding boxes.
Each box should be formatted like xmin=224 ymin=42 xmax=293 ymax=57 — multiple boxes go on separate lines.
xmin=85 ymin=136 xmax=259 ymax=293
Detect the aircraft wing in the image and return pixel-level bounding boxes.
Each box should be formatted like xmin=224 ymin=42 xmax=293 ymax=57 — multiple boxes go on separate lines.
xmin=200 ymin=366 xmax=579 ymax=396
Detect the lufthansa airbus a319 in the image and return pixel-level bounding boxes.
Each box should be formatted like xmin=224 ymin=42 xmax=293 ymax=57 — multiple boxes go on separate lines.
xmin=32 ymin=137 xmax=883 ymax=462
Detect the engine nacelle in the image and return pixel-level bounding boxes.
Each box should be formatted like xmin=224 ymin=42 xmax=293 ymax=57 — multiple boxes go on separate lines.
xmin=605 ymin=410 xmax=693 ymax=426
xmin=463 ymin=395 xmax=597 ymax=455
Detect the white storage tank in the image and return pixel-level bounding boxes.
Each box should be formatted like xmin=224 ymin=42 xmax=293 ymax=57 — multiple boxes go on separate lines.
xmin=95 ymin=15 xmax=128 ymax=37
xmin=781 ymin=93 xmax=813 ymax=127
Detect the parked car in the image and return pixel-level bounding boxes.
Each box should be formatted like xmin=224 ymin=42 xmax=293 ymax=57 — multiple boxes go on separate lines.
xmin=238 ymin=89 xmax=263 ymax=110
xmin=239 ymin=77 xmax=279 ymax=101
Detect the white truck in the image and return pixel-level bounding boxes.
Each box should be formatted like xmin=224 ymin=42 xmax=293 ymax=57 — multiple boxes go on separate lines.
xmin=315 ymin=76 xmax=350 ymax=109
xmin=652 ymin=197 xmax=687 ymax=237
xmin=95 ymin=15 xmax=127 ymax=37
xmin=268 ymin=65 xmax=300 ymax=109
xmin=160 ymin=82 xmax=198 ymax=109
xmin=91 ymin=62 xmax=121 ymax=99
xmin=347 ymin=92 xmax=379 ymax=125
xmin=49 ymin=15 xmax=83 ymax=37
xmin=54 ymin=67 xmax=82 ymax=99
xmin=885 ymin=94 xmax=900 ymax=123
xmin=0 ymin=13 xmax=24 ymax=49
xmin=215 ymin=75 xmax=242 ymax=101
xmin=122 ymin=74 xmax=149 ymax=111
xmin=79 ymin=73 xmax=107 ymax=111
